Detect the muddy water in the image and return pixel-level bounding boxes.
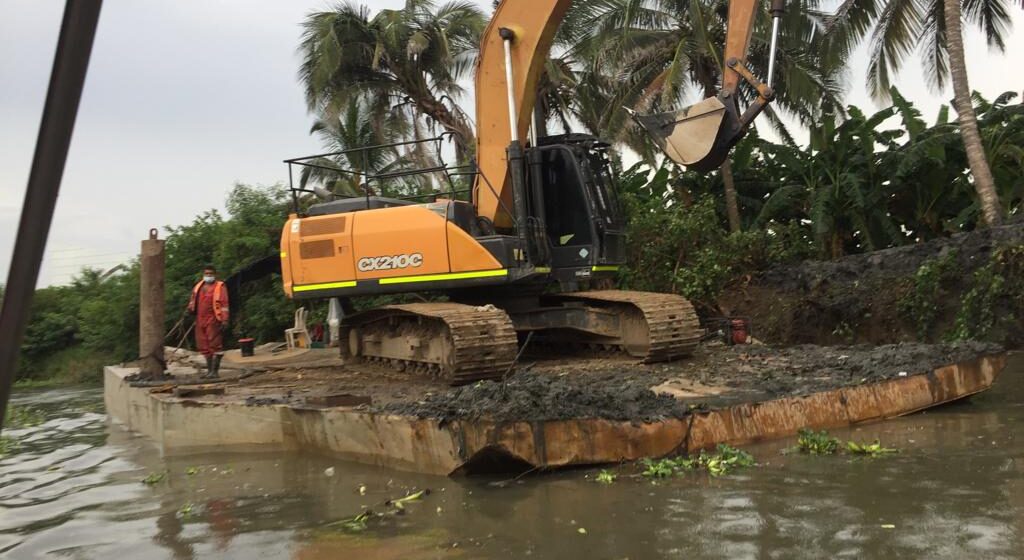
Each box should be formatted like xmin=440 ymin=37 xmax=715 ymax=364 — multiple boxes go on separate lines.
xmin=2 ymin=356 xmax=1023 ymax=559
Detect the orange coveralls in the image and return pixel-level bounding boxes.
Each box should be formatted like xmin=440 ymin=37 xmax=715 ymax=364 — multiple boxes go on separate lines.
xmin=189 ymin=281 xmax=229 ymax=358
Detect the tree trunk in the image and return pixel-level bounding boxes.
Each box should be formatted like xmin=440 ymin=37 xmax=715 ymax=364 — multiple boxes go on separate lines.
xmin=409 ymin=91 xmax=476 ymax=157
xmin=943 ymin=0 xmax=1002 ymax=227
xmin=700 ymin=81 xmax=743 ymax=233
xmin=721 ymin=158 xmax=742 ymax=233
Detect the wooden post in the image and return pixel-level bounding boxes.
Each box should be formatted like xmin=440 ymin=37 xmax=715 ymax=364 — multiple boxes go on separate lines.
xmin=139 ymin=228 xmax=165 ymax=378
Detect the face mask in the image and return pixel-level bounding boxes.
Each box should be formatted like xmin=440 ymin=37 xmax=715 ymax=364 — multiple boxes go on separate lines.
xmin=203 ymin=275 xmax=215 ymax=284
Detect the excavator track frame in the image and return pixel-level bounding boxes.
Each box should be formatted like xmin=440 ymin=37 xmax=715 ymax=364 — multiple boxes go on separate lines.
xmin=522 ymin=290 xmax=702 ymax=362
xmin=340 ymin=302 xmax=518 ymax=385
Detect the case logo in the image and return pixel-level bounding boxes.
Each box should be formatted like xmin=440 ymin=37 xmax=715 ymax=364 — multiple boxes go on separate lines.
xmin=357 ymin=253 xmax=424 ymax=272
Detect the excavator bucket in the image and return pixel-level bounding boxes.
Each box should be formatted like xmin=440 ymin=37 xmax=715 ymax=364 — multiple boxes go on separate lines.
xmin=632 ymin=96 xmax=744 ymax=173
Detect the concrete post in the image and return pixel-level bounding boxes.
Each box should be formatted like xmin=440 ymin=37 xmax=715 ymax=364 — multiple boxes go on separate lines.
xmin=139 ymin=228 xmax=165 ymax=378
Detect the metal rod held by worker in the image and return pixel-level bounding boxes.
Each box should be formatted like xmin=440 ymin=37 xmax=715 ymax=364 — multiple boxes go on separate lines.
xmin=766 ymin=0 xmax=785 ymax=89
xmin=0 ymin=0 xmax=102 ymax=431
xmin=139 ymin=228 xmax=166 ymax=379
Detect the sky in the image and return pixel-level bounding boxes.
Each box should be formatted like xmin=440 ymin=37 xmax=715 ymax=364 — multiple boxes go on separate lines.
xmin=1 ymin=1 xmax=1022 ymax=286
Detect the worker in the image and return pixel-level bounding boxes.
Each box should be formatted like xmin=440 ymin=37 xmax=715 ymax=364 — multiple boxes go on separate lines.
xmin=187 ymin=265 xmax=229 ymax=378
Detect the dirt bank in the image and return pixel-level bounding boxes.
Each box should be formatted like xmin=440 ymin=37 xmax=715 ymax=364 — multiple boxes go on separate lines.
xmin=378 ymin=341 xmax=1001 ymax=423
xmin=718 ymin=221 xmax=1024 ymax=346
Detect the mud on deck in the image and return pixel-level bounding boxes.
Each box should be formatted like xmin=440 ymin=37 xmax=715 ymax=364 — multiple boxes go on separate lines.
xmin=108 ymin=341 xmax=1007 ymax=475
xmin=181 ymin=340 xmax=1001 ymax=422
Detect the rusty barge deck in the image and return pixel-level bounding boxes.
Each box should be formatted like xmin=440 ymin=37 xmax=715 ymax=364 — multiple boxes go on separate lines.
xmin=103 ymin=344 xmax=1007 ymax=476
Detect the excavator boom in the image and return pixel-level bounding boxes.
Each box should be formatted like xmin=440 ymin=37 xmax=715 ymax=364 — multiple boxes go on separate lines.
xmin=473 ymin=0 xmax=779 ymax=223
xmin=473 ymin=0 xmax=572 ymax=229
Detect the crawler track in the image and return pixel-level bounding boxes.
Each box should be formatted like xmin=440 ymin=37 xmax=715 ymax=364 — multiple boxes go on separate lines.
xmin=547 ymin=290 xmax=702 ymax=362
xmin=340 ymin=303 xmax=518 ymax=385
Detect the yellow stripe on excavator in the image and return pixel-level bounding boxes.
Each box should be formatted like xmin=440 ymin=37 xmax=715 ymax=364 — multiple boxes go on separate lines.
xmin=378 ymin=269 xmax=508 ymax=285
xmin=293 ymin=280 xmax=357 ymax=293
xmin=592 ymin=265 xmax=620 ymax=272
xmin=292 ymin=269 xmax=509 ymax=293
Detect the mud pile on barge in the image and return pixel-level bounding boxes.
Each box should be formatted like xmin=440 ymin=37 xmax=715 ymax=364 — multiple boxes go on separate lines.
xmin=380 ymin=341 xmax=1002 ymax=422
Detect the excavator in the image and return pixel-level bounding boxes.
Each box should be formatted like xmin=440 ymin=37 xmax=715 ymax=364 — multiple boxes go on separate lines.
xmin=279 ymin=0 xmax=784 ymax=384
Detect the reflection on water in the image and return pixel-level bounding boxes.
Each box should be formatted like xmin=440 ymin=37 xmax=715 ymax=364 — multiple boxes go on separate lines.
xmin=2 ymin=355 xmax=1023 ymax=559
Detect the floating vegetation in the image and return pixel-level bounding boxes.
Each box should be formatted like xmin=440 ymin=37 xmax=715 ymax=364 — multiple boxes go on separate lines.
xmin=141 ymin=471 xmax=167 ymax=485
xmin=326 ymin=489 xmax=432 ymax=533
xmin=185 ymin=466 xmax=200 ymax=476
xmin=0 ymin=435 xmax=20 ymax=456
xmin=797 ymin=429 xmax=840 ymax=455
xmin=846 ymin=440 xmax=899 ymax=457
xmin=595 ymin=470 xmax=617 ymax=484
xmin=701 ymin=444 xmax=756 ymax=476
xmin=791 ymin=428 xmax=900 ymax=458
xmin=333 ymin=511 xmax=372 ymax=532
xmin=4 ymin=406 xmax=45 ymax=429
xmin=641 ymin=444 xmax=755 ymax=479
xmin=386 ymin=489 xmax=427 ymax=510
xmin=177 ymin=503 xmax=196 ymax=518
xmin=640 ymin=457 xmax=693 ymax=478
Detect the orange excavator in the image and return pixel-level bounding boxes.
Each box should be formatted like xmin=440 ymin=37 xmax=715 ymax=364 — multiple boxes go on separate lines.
xmin=279 ymin=0 xmax=783 ymax=384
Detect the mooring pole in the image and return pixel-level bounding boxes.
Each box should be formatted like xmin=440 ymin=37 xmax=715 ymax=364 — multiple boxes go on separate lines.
xmin=139 ymin=229 xmax=166 ymax=379
xmin=0 ymin=0 xmax=102 ymax=430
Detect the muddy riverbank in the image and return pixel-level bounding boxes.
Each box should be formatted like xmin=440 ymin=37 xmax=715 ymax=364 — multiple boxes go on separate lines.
xmin=719 ymin=220 xmax=1024 ymax=346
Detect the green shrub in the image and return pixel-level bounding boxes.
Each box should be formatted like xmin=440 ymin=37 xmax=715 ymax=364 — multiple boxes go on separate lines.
xmin=899 ymin=252 xmax=958 ymax=340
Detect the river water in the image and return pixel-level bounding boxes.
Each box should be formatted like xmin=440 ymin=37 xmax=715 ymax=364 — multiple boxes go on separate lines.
xmin=1 ymin=355 xmax=1022 ymax=559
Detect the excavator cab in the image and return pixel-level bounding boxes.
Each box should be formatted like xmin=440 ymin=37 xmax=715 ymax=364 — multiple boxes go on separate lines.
xmin=530 ymin=134 xmax=626 ymax=280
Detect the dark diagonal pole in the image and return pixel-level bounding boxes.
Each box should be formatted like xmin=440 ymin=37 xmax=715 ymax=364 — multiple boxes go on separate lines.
xmin=0 ymin=1 xmax=103 ymax=430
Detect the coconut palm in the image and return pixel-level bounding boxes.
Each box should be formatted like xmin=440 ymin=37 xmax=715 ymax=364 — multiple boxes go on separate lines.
xmin=822 ymin=0 xmax=1017 ymax=227
xmin=299 ymin=1 xmax=486 ymax=153
xmin=561 ymin=0 xmax=847 ymax=232
xmin=300 ymin=98 xmax=406 ymax=197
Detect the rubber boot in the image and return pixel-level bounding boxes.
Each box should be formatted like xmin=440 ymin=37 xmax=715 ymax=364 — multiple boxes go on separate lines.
xmin=203 ymin=355 xmax=213 ymax=378
xmin=211 ymin=353 xmax=222 ymax=378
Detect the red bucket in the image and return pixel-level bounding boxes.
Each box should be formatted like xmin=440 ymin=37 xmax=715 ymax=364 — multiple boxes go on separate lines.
xmin=730 ymin=319 xmax=749 ymax=345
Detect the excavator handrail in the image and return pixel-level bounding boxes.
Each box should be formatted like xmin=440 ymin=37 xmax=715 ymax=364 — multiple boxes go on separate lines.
xmin=283 ymin=131 xmax=519 ymax=233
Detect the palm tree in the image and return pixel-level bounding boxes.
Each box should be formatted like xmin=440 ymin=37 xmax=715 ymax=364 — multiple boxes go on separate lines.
xmin=300 ymin=98 xmax=406 ymax=197
xmin=561 ymin=0 xmax=847 ymax=233
xmin=822 ymin=0 xmax=1016 ymax=227
xmin=299 ymin=1 xmax=485 ymax=153
xmin=300 ymin=98 xmax=444 ymax=199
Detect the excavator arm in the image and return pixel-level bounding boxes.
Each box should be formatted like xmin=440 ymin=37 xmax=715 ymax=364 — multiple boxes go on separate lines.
xmin=473 ymin=0 xmax=784 ymax=228
xmin=635 ymin=0 xmax=786 ymax=171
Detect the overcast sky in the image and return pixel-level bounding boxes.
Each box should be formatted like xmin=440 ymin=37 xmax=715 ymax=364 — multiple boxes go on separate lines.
xmin=1 ymin=1 xmax=1021 ymax=286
